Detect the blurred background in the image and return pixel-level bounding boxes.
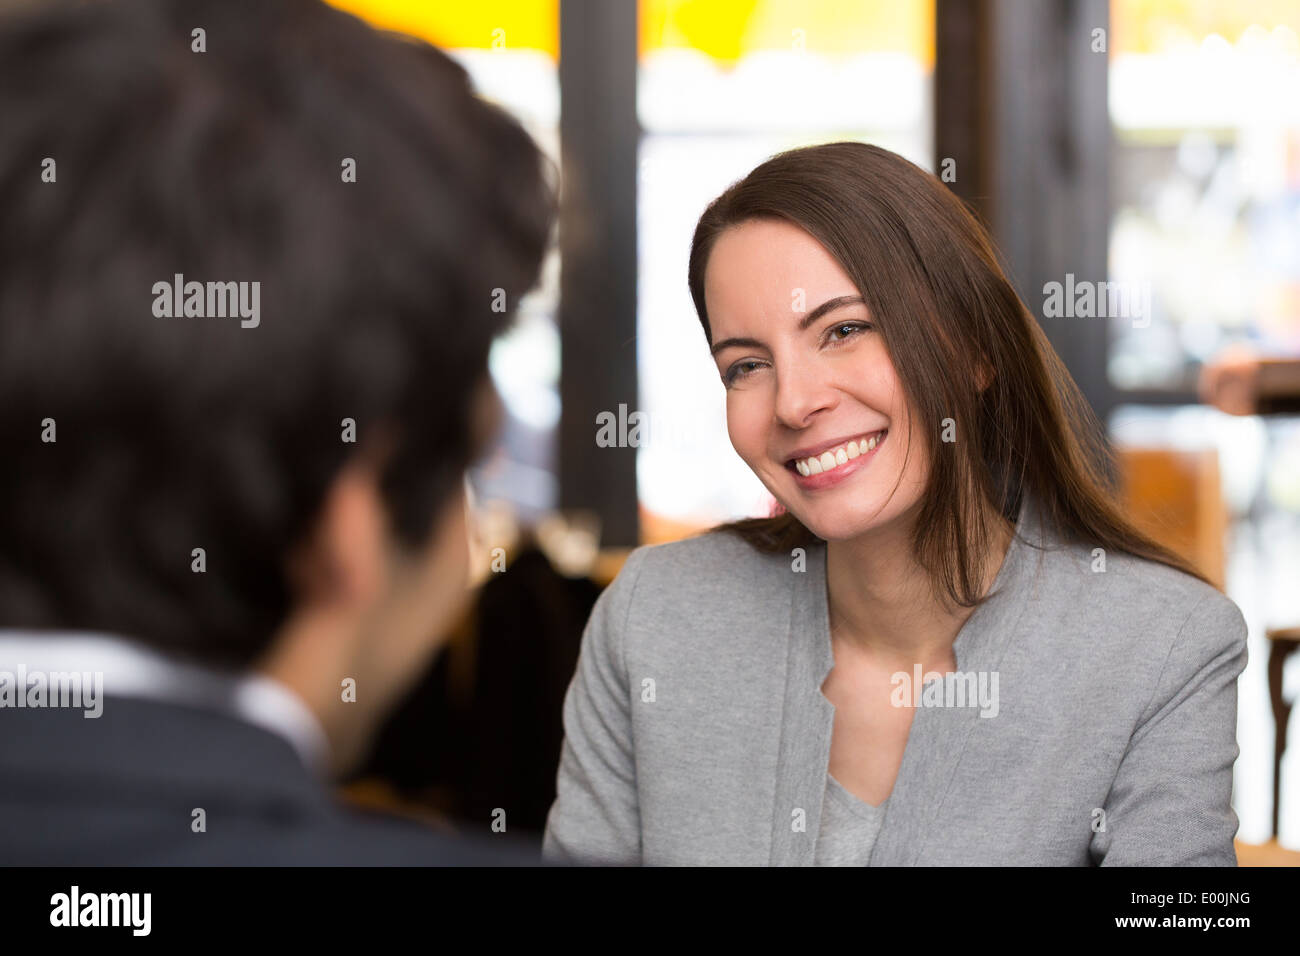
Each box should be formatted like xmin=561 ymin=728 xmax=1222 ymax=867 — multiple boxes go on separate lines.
xmin=321 ymin=0 xmax=1300 ymax=864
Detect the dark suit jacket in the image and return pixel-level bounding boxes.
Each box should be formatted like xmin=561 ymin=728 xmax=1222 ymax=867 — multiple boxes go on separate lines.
xmin=0 ymin=695 xmax=542 ymax=865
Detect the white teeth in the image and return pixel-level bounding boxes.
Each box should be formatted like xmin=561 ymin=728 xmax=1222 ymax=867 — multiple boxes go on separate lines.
xmin=792 ymin=431 xmax=884 ymax=477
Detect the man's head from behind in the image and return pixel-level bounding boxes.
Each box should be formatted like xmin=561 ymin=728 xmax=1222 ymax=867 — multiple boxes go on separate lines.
xmin=0 ymin=0 xmax=555 ymax=770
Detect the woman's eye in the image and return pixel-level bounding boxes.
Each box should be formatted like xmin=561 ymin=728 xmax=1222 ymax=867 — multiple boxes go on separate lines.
xmin=723 ymin=360 xmax=764 ymax=386
xmin=827 ymin=321 xmax=870 ymax=343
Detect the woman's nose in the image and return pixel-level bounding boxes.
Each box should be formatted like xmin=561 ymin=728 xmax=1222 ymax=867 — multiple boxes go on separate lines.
xmin=773 ymin=360 xmax=837 ymax=429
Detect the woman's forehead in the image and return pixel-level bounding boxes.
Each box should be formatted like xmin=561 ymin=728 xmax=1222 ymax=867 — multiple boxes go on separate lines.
xmin=706 ymin=222 xmax=859 ymax=323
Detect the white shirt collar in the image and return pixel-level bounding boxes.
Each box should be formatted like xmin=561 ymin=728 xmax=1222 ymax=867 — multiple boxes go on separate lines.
xmin=0 ymin=629 xmax=331 ymax=775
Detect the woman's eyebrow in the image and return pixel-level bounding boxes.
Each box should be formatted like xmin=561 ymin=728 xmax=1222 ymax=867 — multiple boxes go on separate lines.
xmin=709 ymin=294 xmax=867 ymax=356
xmin=797 ymin=294 xmax=867 ymax=330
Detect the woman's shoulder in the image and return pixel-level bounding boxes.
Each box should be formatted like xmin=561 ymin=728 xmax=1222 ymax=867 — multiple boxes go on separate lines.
xmin=585 ymin=529 xmax=809 ymax=667
xmin=605 ymin=527 xmax=806 ymax=611
xmin=1030 ymin=528 xmax=1247 ymax=657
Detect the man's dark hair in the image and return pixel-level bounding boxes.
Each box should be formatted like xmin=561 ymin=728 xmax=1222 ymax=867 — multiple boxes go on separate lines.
xmin=0 ymin=0 xmax=556 ymax=668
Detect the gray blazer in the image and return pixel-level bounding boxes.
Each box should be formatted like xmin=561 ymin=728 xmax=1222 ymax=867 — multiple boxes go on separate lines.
xmin=542 ymin=494 xmax=1249 ymax=865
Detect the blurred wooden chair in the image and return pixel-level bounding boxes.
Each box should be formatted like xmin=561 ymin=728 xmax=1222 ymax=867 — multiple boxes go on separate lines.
xmin=638 ymin=504 xmax=715 ymax=548
xmin=1114 ymin=446 xmax=1226 ymax=590
xmin=1235 ymin=838 xmax=1300 ymax=866
xmin=1267 ymin=626 xmax=1299 ymax=841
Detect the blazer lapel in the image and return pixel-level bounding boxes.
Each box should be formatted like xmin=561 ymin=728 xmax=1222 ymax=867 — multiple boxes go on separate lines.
xmin=870 ymin=494 xmax=1045 ymax=864
xmin=767 ymin=494 xmax=1047 ymax=866
xmin=767 ymin=541 xmax=836 ymax=866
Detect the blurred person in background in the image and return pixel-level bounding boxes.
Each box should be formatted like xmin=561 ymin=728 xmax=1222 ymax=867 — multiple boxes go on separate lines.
xmin=1200 ymin=346 xmax=1300 ymax=416
xmin=0 ymin=0 xmax=554 ymax=864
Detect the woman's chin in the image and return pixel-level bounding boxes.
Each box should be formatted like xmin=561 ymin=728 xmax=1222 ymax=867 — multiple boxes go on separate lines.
xmin=788 ymin=509 xmax=878 ymax=543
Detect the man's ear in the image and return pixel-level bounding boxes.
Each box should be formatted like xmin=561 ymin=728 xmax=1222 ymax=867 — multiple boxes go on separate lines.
xmin=467 ymin=374 xmax=505 ymax=462
xmin=287 ymin=459 xmax=388 ymax=610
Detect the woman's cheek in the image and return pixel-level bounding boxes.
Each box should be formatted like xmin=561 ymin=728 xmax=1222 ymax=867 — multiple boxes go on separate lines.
xmin=725 ymin=395 xmax=765 ymax=468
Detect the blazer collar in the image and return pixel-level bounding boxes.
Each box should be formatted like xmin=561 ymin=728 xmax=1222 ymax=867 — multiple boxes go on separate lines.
xmin=0 ymin=629 xmax=330 ymax=776
xmin=768 ymin=493 xmax=1047 ymax=865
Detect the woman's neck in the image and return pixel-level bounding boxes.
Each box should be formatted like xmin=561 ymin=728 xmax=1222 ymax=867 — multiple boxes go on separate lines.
xmin=825 ymin=505 xmax=1013 ymax=670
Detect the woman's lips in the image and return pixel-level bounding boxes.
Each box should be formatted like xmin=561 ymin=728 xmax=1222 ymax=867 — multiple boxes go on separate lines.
xmin=786 ymin=429 xmax=887 ymax=490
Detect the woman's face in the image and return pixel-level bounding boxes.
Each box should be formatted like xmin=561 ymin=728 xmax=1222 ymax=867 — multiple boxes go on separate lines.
xmin=704 ymin=218 xmax=928 ymax=542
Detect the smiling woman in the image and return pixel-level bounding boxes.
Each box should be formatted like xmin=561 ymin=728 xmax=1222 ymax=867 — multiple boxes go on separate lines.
xmin=543 ymin=141 xmax=1250 ymax=866
xmin=687 ymin=142 xmax=1207 ymax=606
xmin=700 ymin=217 xmax=929 ymax=547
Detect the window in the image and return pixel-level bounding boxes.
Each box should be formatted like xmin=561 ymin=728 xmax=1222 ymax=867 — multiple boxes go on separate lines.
xmin=636 ymin=0 xmax=935 ymax=534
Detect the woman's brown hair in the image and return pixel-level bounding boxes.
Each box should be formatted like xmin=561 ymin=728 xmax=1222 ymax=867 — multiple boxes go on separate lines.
xmin=687 ymin=141 xmax=1209 ymax=607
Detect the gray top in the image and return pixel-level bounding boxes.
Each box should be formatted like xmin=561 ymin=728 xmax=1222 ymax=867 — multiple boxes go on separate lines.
xmin=816 ymin=775 xmax=888 ymax=866
xmin=543 ymin=491 xmax=1249 ymax=866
